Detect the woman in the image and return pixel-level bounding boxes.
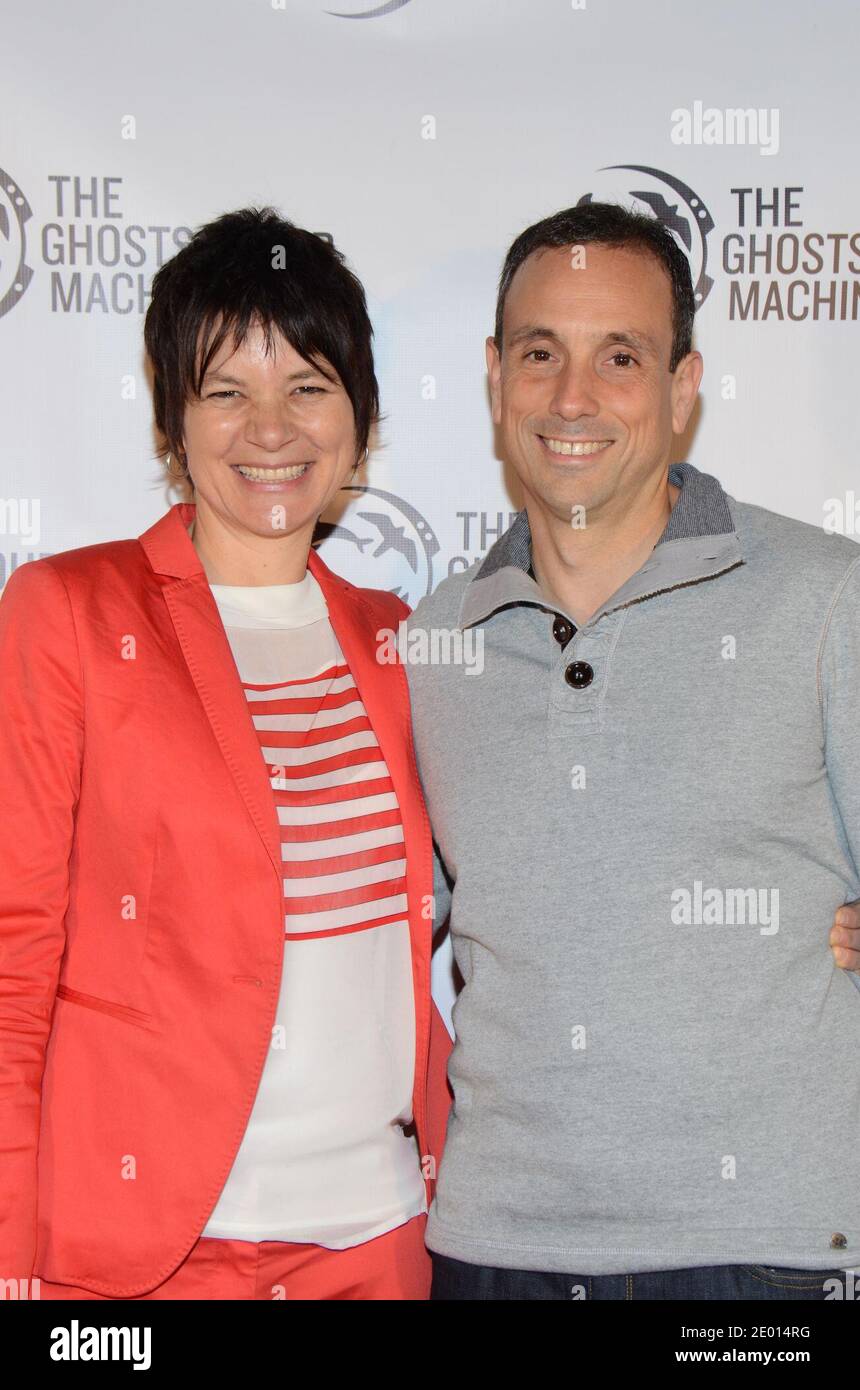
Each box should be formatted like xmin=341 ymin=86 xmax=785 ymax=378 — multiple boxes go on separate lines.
xmin=0 ymin=208 xmax=452 ymax=1300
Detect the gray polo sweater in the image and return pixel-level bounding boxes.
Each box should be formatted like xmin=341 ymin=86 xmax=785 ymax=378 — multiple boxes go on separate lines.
xmin=404 ymin=463 xmax=860 ymax=1274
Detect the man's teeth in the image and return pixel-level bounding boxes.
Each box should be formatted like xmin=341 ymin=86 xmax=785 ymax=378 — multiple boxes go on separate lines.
xmin=235 ymin=463 xmax=310 ymax=481
xmin=542 ymin=438 xmax=610 ymax=456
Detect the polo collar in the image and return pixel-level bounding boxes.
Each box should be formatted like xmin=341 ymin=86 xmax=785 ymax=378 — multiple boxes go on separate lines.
xmin=457 ymin=462 xmax=744 ymax=631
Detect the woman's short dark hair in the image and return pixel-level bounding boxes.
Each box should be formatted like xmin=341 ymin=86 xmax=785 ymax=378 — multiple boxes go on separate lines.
xmin=144 ymin=206 xmax=379 ymax=471
xmin=494 ymin=201 xmax=695 ymax=371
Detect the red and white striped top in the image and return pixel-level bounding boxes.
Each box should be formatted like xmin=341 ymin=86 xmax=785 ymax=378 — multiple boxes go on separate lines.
xmin=201 ymin=570 xmax=426 ymax=1248
xmin=253 ymin=656 xmax=409 ymax=940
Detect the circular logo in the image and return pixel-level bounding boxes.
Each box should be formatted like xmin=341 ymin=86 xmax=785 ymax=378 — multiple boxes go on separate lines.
xmin=326 ymin=0 xmax=412 ymax=16
xmin=577 ymin=165 xmax=714 ymax=308
xmin=314 ymin=485 xmax=438 ymax=605
xmin=0 ymin=167 xmax=34 ymax=319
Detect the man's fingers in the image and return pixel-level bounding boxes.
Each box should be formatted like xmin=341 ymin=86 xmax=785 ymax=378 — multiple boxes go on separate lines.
xmin=830 ymin=922 xmax=860 ymax=970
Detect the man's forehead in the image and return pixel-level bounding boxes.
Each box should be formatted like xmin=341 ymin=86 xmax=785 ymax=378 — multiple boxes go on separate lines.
xmin=503 ymin=242 xmax=673 ymax=335
xmin=509 ymin=240 xmax=669 ymax=294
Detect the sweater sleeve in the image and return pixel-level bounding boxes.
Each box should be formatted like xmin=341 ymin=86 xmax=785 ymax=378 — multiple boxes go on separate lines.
xmin=430 ymin=840 xmax=453 ymax=936
xmin=385 ymin=592 xmax=455 ymax=936
xmin=819 ymin=554 xmax=860 ymax=994
xmin=0 ymin=561 xmax=84 ymax=1282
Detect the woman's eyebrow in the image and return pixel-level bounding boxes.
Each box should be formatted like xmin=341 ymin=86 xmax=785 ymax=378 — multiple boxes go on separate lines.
xmin=202 ymin=366 xmax=329 ymax=385
xmin=202 ymin=371 xmax=243 ymax=384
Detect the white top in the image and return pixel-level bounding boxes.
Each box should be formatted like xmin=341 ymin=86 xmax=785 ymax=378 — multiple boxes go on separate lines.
xmin=200 ymin=570 xmax=426 ymax=1247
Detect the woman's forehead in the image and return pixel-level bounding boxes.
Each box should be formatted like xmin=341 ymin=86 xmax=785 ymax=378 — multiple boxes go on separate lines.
xmin=199 ymin=319 xmax=335 ymax=377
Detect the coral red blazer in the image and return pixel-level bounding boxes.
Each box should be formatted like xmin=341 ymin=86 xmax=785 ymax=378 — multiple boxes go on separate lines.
xmin=0 ymin=501 xmax=453 ymax=1297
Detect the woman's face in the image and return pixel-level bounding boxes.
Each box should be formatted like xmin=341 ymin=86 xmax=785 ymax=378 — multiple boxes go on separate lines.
xmin=180 ymin=319 xmax=359 ymax=550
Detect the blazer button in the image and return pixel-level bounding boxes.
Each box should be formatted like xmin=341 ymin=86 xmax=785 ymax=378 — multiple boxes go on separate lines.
xmin=564 ymin=661 xmax=594 ymax=689
xmin=552 ymin=614 xmax=575 ymax=647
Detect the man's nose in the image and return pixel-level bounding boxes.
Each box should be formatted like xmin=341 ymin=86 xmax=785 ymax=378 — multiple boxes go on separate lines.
xmin=548 ymin=360 xmax=600 ymax=419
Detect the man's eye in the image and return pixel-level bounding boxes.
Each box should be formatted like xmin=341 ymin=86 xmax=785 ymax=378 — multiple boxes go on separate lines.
xmin=609 ymin=352 xmax=636 ymax=368
xmin=296 ymin=385 xmax=325 ymax=394
xmin=207 ymin=390 xmax=239 ymax=399
xmin=525 ymin=349 xmax=552 ymax=362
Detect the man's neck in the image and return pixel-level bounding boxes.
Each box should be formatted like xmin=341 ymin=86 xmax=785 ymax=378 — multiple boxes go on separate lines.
xmin=529 ymin=473 xmax=680 ymax=628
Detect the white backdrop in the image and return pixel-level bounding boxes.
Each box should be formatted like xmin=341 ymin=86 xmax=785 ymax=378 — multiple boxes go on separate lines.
xmin=3 ymin=0 xmax=859 ymax=1017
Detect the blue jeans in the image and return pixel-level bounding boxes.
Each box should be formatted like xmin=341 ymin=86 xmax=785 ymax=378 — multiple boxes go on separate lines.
xmin=430 ymin=1253 xmax=855 ymax=1300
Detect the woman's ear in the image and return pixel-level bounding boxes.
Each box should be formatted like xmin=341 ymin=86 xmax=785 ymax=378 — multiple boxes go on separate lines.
xmin=352 ymin=445 xmax=369 ymax=475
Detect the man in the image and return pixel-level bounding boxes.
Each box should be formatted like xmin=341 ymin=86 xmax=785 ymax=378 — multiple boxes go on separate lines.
xmin=403 ymin=202 xmax=860 ymax=1300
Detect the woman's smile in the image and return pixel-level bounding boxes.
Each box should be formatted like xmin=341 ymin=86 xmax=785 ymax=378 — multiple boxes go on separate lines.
xmin=230 ymin=460 xmax=314 ymax=488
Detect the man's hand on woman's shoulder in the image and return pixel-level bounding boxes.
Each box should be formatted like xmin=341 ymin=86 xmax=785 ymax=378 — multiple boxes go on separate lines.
xmin=831 ymin=901 xmax=860 ymax=971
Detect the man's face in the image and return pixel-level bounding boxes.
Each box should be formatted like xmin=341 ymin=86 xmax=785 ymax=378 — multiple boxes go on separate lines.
xmin=181 ymin=319 xmax=358 ymax=546
xmin=486 ymin=242 xmax=702 ymax=525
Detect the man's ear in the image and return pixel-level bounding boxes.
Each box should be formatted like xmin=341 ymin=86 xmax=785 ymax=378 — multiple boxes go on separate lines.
xmin=486 ymin=335 xmax=502 ymax=426
xmin=670 ymin=350 xmax=703 ymax=435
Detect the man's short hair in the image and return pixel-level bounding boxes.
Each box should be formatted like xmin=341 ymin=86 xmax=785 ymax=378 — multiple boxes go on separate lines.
xmin=144 ymin=206 xmax=379 ymax=466
xmin=494 ymin=201 xmax=695 ymax=371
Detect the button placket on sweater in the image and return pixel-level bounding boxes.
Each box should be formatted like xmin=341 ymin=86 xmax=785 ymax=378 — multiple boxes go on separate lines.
xmin=547 ymin=609 xmax=627 ymax=732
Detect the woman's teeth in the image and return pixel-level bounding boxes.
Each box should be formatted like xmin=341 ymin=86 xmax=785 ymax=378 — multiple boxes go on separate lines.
xmin=235 ymin=463 xmax=310 ymax=481
xmin=542 ymin=438 xmax=610 ymax=456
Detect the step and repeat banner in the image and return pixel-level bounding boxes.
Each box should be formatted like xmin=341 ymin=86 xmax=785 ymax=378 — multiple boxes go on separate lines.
xmin=3 ymin=0 xmax=858 ymax=1010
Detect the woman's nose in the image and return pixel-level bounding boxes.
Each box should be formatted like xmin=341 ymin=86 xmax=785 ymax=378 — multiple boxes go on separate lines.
xmin=244 ymin=400 xmax=300 ymax=447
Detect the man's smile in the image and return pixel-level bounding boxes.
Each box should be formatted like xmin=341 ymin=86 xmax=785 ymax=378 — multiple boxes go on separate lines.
xmin=537 ymin=435 xmax=613 ymax=457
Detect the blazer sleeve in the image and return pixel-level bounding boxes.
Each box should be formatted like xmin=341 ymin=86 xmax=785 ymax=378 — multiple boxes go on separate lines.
xmin=0 ymin=560 xmax=84 ymax=1281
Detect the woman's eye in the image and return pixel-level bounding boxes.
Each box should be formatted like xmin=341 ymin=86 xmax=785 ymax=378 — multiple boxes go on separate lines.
xmin=207 ymin=390 xmax=239 ymax=399
xmin=295 ymin=385 xmax=325 ymax=395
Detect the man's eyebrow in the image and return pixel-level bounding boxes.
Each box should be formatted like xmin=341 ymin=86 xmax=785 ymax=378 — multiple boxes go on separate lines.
xmin=601 ymin=329 xmax=660 ymax=356
xmin=505 ymin=325 xmax=563 ymax=348
xmin=504 ymin=325 xmax=661 ymax=355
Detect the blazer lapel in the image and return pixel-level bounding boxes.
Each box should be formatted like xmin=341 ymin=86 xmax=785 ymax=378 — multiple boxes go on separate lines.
xmin=306 ymin=546 xmax=414 ymax=820
xmin=139 ymin=503 xmax=283 ymax=880
xmin=307 ymin=545 xmax=432 ymax=967
xmin=308 ymin=547 xmax=434 ymax=1155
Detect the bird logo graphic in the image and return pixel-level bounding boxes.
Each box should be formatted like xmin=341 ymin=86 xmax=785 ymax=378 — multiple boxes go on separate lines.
xmin=0 ymin=166 xmax=34 ymax=320
xmin=314 ymin=486 xmax=439 ymax=605
xmin=326 ymin=0 xmax=413 ymax=16
xmin=577 ymin=165 xmax=715 ymax=309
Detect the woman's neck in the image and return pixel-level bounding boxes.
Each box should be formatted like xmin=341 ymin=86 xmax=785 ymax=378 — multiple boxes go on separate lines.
xmin=188 ymin=508 xmax=313 ymax=586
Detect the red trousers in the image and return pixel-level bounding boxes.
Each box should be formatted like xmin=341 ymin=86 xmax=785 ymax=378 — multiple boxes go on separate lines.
xmin=35 ymin=1214 xmax=430 ymax=1301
